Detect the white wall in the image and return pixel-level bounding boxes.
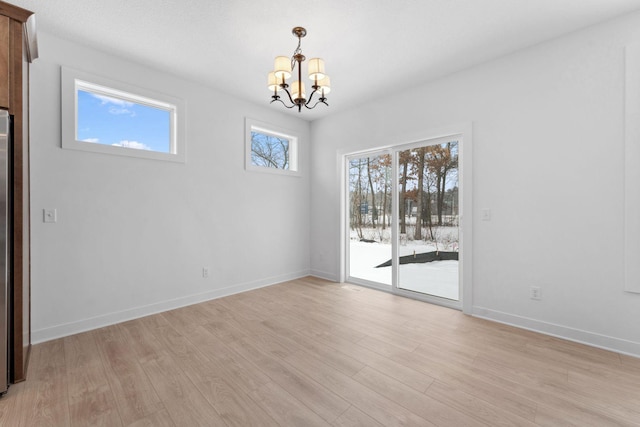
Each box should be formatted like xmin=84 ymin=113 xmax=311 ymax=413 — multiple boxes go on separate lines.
xmin=30 ymin=33 xmax=311 ymax=342
xmin=310 ymin=12 xmax=640 ymax=357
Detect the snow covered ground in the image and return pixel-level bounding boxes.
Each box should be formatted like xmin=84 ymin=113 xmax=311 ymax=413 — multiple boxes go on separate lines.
xmin=348 ymin=227 xmax=459 ymax=300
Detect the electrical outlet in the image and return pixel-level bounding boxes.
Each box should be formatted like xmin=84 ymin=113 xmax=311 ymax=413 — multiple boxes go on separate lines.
xmin=43 ymin=208 xmax=57 ymax=223
xmin=202 ymin=267 xmax=209 ymax=278
xmin=530 ymin=286 xmax=541 ymax=300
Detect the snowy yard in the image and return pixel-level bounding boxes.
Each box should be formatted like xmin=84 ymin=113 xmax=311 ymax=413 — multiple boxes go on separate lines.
xmin=348 ymin=227 xmax=459 ymax=300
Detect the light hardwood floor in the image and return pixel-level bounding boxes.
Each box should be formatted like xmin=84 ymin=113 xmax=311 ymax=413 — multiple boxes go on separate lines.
xmin=1 ymin=276 xmax=639 ymax=426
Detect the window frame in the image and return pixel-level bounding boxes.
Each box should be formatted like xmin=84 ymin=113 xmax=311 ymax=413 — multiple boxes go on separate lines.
xmin=624 ymin=44 xmax=640 ymax=293
xmin=61 ymin=67 xmax=186 ymax=163
xmin=245 ymin=118 xmax=299 ymax=176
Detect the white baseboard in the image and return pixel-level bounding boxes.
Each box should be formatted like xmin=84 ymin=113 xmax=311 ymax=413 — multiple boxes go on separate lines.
xmin=34 ymin=276 xmax=640 ymax=360
xmin=32 ymin=270 xmax=310 ymax=344
xmin=309 ymin=269 xmax=339 ymax=282
xmin=472 ymin=306 xmax=640 ymax=358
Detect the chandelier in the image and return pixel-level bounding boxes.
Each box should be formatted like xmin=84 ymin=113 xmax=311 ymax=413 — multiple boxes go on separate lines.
xmin=268 ymin=27 xmax=330 ymax=113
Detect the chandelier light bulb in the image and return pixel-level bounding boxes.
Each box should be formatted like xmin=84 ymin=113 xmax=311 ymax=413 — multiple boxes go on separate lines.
xmin=317 ymin=75 xmax=331 ymax=94
xmin=307 ymin=58 xmax=325 ymax=81
xmin=273 ymin=56 xmax=292 ymax=80
xmin=267 ymin=72 xmax=282 ymax=92
xmin=292 ymin=81 xmax=306 ymax=101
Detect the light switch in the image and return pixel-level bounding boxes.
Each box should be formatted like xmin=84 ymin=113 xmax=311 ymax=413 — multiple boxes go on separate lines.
xmin=481 ymin=209 xmax=492 ymax=221
xmin=43 ymin=208 xmax=57 ymax=223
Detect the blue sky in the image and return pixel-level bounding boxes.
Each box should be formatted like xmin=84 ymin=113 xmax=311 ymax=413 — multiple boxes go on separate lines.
xmin=77 ymin=90 xmax=171 ymax=152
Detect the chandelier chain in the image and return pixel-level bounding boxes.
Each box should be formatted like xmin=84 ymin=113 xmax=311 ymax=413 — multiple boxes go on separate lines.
xmin=291 ymin=37 xmax=303 ymax=70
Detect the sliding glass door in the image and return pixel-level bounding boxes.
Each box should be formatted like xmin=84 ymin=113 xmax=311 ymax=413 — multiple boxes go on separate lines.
xmin=345 ymin=135 xmax=462 ymax=306
xmin=397 ymin=141 xmax=459 ymax=300
xmin=347 ymin=152 xmax=392 ymax=286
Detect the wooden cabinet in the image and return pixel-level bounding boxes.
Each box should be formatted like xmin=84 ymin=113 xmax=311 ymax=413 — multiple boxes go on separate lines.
xmin=0 ymin=0 xmax=37 ymax=383
xmin=0 ymin=16 xmax=9 ymax=108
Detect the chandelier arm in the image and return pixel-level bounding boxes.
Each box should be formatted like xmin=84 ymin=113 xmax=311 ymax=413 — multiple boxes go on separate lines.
xmin=304 ymin=98 xmax=329 ymax=110
xmin=281 ymin=86 xmax=296 ymax=105
xmin=305 ymin=87 xmax=319 ymax=106
xmin=270 ymin=97 xmax=296 ymax=109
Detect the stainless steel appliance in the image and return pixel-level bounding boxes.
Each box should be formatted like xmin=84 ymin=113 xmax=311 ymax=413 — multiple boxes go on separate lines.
xmin=0 ymin=110 xmax=10 ymax=394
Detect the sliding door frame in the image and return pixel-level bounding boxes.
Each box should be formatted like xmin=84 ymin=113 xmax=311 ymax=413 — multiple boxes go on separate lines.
xmin=339 ymin=123 xmax=473 ymax=314
xmin=344 ymin=148 xmax=393 ymax=292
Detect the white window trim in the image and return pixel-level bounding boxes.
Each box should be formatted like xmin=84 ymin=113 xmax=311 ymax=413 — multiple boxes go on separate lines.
xmin=245 ymin=118 xmax=299 ymax=176
xmin=624 ymin=44 xmax=640 ymax=293
xmin=61 ymin=66 xmax=186 ymax=163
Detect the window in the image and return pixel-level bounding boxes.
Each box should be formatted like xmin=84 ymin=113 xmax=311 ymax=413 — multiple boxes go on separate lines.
xmin=251 ymin=132 xmax=290 ymax=170
xmin=245 ymin=118 xmax=298 ymax=175
xmin=61 ymin=67 xmax=185 ymax=162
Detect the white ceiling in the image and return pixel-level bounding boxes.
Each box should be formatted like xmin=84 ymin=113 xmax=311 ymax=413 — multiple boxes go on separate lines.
xmin=9 ymin=0 xmax=640 ymax=120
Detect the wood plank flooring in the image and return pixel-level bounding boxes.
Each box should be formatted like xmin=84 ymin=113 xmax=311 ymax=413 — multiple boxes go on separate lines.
xmin=1 ymin=276 xmax=639 ymax=426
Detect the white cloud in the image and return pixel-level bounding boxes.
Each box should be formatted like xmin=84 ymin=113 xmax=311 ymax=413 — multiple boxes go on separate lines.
xmin=91 ymin=93 xmax=133 ymax=108
xmin=108 ymin=106 xmax=136 ymax=116
xmin=82 ymin=138 xmax=99 ymax=143
xmin=112 ymin=140 xmax=151 ymax=150
xmin=91 ymin=93 xmax=136 ymax=117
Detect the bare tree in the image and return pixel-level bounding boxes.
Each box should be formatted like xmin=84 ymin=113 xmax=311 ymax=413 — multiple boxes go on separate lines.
xmin=366 ymin=157 xmax=377 ymax=229
xmin=398 ymin=150 xmax=413 ymax=234
xmin=251 ymin=133 xmax=289 ymax=169
xmin=426 ymin=142 xmax=457 ymax=225
xmin=413 ymin=147 xmax=427 ymax=240
xmin=349 ymin=158 xmax=365 ymax=239
xmin=423 ymin=172 xmax=436 ymax=240
xmin=378 ymin=154 xmax=391 ymax=230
